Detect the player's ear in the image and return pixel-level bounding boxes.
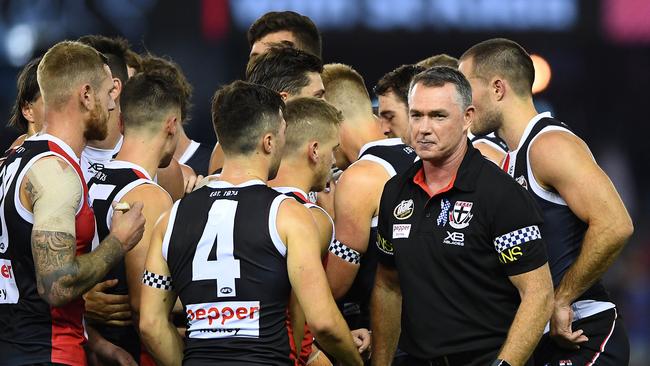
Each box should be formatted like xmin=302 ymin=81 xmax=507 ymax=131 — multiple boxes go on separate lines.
xmin=110 ymin=78 xmax=122 ymax=102
xmin=262 ymin=132 xmax=274 ymax=154
xmin=308 ymin=140 xmax=319 ymax=164
xmin=279 ymin=91 xmax=289 ymax=101
xmin=21 ymin=102 xmax=35 ymax=123
xmin=165 ymin=114 xmax=178 ymax=135
xmin=492 ymin=78 xmax=506 ymax=101
xmin=80 ymin=83 xmax=94 ymax=111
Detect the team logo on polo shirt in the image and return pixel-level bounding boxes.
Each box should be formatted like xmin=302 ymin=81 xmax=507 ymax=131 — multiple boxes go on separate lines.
xmin=515 ymin=175 xmax=528 ymax=190
xmin=393 ymin=199 xmax=414 ymax=220
xmin=449 ymin=201 xmax=474 ymax=229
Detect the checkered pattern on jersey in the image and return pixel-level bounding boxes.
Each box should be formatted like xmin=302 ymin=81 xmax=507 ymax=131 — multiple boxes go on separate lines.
xmin=493 ymin=225 xmax=541 ymax=253
xmin=142 ymin=269 xmax=173 ymax=291
xmin=329 ymin=240 xmax=361 ymax=264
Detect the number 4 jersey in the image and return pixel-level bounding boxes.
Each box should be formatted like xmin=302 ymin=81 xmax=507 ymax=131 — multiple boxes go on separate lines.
xmin=0 ymin=134 xmax=95 ymax=366
xmin=163 ymin=179 xmax=292 ymax=366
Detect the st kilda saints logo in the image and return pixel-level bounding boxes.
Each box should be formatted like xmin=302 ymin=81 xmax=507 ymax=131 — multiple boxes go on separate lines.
xmin=448 ymin=201 xmax=473 ymax=229
xmin=393 ymin=199 xmax=414 ymax=220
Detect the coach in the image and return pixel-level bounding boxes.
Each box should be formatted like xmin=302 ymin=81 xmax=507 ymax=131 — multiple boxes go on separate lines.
xmin=370 ymin=67 xmax=553 ymax=366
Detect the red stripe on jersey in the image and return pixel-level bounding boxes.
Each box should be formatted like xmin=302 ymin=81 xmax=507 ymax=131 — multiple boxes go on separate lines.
xmin=46 ymin=140 xmax=95 ymax=365
xmin=292 ymin=191 xmax=310 ymax=204
xmin=132 ymin=168 xmax=148 ymax=180
xmin=501 ymin=153 xmax=510 ymax=172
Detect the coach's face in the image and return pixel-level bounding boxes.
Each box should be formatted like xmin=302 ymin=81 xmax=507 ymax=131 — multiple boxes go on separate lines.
xmin=408 ymin=82 xmax=472 ymax=162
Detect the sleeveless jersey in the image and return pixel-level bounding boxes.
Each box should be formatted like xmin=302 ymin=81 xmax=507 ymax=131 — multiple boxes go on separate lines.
xmin=179 ymin=139 xmax=213 ymax=177
xmin=341 ymin=138 xmax=418 ymax=328
xmin=0 ymin=134 xmax=95 ymax=365
xmin=87 ymin=160 xmax=162 ymax=365
xmin=274 ymin=186 xmax=334 ymax=366
xmin=164 ymin=179 xmax=292 ymax=365
xmin=81 ymin=135 xmax=123 ymax=183
xmin=469 ymin=131 xmax=508 ymax=153
xmin=502 ymin=112 xmax=613 ymax=316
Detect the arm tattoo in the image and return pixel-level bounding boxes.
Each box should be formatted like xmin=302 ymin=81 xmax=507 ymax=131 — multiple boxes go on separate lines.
xmin=25 ymin=178 xmax=38 ymax=203
xmin=31 ymin=230 xmax=125 ymax=306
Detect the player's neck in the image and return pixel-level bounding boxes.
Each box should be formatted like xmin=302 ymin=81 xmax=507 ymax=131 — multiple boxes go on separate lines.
xmin=269 ymin=160 xmax=311 ymax=194
xmin=499 ymin=98 xmax=539 ymax=151
xmin=349 ymin=116 xmax=385 ymax=157
xmin=219 ymin=155 xmax=270 ymax=185
xmin=41 ymin=107 xmax=86 ymax=158
xmin=87 ymin=109 xmax=121 ymax=150
xmin=115 ymin=135 xmax=164 ymax=178
xmin=421 ymin=140 xmax=467 ymax=192
xmin=173 ymin=128 xmax=191 ymax=160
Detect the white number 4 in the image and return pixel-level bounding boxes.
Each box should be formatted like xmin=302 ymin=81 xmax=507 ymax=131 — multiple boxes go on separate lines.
xmin=192 ymin=199 xmax=241 ymax=297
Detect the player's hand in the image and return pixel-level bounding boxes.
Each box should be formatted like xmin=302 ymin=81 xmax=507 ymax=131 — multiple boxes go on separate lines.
xmin=316 ymin=178 xmax=336 ymax=219
xmin=110 ymin=201 xmax=146 ymax=252
xmin=89 ymin=338 xmax=137 ymax=366
xmin=83 ymin=279 xmax=132 ymax=326
xmin=185 ymin=174 xmax=205 ymax=194
xmin=550 ymin=302 xmax=588 ymax=349
xmin=351 ymin=328 xmax=371 ymax=359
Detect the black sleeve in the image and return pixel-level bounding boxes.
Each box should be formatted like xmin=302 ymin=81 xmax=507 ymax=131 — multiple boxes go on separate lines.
xmin=490 ymin=177 xmax=548 ymax=276
xmin=376 ymin=179 xmax=396 ymax=268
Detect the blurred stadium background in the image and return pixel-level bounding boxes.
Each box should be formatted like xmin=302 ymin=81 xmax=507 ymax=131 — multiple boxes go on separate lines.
xmin=0 ymin=0 xmax=647 ymax=363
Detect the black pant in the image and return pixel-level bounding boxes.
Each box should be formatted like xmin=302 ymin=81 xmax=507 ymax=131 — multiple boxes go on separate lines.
xmin=398 ymin=349 xmax=515 ymax=366
xmin=534 ymin=308 xmax=629 ymax=366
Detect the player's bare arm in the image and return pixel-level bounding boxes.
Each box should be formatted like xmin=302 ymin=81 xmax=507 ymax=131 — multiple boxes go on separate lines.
xmin=140 ymin=209 xmax=183 ymax=366
xmin=530 ymin=132 xmax=633 ymax=344
xmin=310 ymin=207 xmax=334 ymax=255
xmin=208 ymin=143 xmax=224 ymax=175
xmin=370 ymin=263 xmax=402 ymax=366
xmin=280 ymin=199 xmax=363 ymax=366
xmin=25 ymin=156 xmax=146 ymax=306
xmin=122 ymin=184 xmax=173 ymax=327
xmin=327 ymin=161 xmax=388 ymax=299
xmin=498 ymin=263 xmax=554 ymax=366
xmin=473 ymin=141 xmax=504 ymax=166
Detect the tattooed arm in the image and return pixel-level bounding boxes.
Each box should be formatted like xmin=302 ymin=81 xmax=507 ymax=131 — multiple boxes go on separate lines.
xmin=25 ymin=156 xmax=146 ymax=307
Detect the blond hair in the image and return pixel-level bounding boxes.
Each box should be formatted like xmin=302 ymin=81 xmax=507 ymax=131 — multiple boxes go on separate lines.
xmin=321 ymin=63 xmax=372 ymax=121
xmin=37 ymin=41 xmax=108 ymax=110
xmin=283 ymin=97 xmax=342 ymax=154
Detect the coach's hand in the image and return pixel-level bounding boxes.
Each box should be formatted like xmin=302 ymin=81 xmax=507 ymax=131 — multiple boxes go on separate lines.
xmin=550 ymin=302 xmax=589 ymax=349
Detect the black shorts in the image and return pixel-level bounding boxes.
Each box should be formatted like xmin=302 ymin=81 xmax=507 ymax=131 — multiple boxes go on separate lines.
xmin=534 ymin=308 xmax=629 ymax=366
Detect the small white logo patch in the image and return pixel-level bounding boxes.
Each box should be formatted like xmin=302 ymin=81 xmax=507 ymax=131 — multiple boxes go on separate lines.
xmin=392 ymin=224 xmax=411 ymax=239
xmin=515 ymin=175 xmax=528 ymax=190
xmin=443 ymin=231 xmax=465 ymax=246
xmin=393 ymin=199 xmax=414 ymax=220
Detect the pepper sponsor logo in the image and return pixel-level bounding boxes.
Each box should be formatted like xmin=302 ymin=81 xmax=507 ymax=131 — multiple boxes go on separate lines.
xmin=186 ymin=301 xmax=260 ymax=339
xmin=0 ymin=259 xmax=19 ymax=303
xmin=392 ymin=224 xmax=411 ymax=239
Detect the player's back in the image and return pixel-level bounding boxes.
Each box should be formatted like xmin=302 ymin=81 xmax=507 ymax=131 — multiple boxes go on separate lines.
xmin=164 ymin=179 xmax=292 ymax=365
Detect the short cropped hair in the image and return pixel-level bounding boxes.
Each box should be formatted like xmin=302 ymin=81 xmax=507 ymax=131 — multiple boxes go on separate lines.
xmin=77 ymin=35 xmax=130 ymax=84
xmin=374 ymin=64 xmax=426 ymax=105
xmin=246 ymin=45 xmax=323 ymax=96
xmin=410 ymin=66 xmax=473 ymax=111
xmin=124 ymin=49 xmax=142 ymax=73
xmin=211 ymin=80 xmax=285 ymax=155
xmin=8 ymin=57 xmax=42 ymax=133
xmin=283 ymin=97 xmax=342 ymax=154
xmin=321 ymin=63 xmax=372 ymax=120
xmin=139 ymin=55 xmax=193 ymax=122
xmin=248 ymin=11 xmax=322 ymax=58
xmin=37 ymin=41 xmax=108 ymax=110
xmin=120 ymin=72 xmax=183 ymax=133
xmin=416 ymin=54 xmax=459 ymax=69
xmin=460 ymin=38 xmax=534 ymax=97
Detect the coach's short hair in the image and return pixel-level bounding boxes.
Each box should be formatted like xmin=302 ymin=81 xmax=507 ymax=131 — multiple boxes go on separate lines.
xmin=139 ymin=55 xmax=193 ymax=122
xmin=283 ymin=97 xmax=342 ymax=154
xmin=37 ymin=41 xmax=108 ymax=110
xmin=211 ymin=81 xmax=286 ymax=155
xmin=416 ymin=54 xmax=459 ymax=69
xmin=410 ymin=66 xmax=473 ymax=111
xmin=77 ymin=35 xmax=130 ymax=84
xmin=460 ymin=38 xmax=534 ymax=97
xmin=321 ymin=63 xmax=372 ymax=120
xmin=120 ymin=72 xmax=183 ymax=133
xmin=246 ymin=45 xmax=323 ymax=96
xmin=248 ymin=11 xmax=322 ymax=58
xmin=8 ymin=57 xmax=41 ymax=133
xmin=374 ymin=64 xmax=426 ymax=106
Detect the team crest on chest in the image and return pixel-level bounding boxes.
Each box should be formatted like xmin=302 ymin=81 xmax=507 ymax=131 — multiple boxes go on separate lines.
xmin=393 ymin=199 xmax=414 ymax=220
xmin=515 ymin=175 xmax=528 ymax=190
xmin=449 ymin=201 xmax=474 ymax=229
